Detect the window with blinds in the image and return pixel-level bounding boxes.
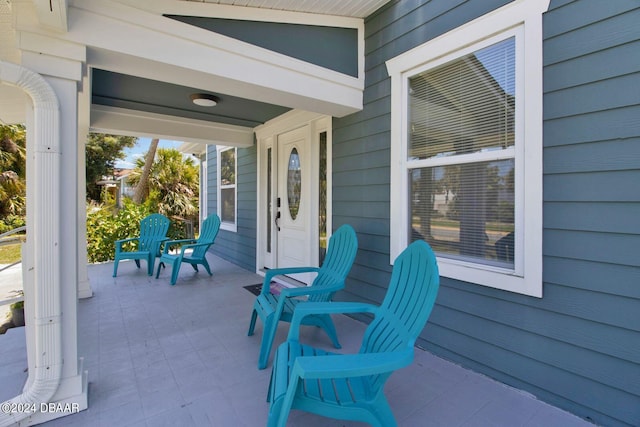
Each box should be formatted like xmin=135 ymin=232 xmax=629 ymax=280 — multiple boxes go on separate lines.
xmin=407 ymin=37 xmax=516 ymax=268
xmin=388 ymin=0 xmax=546 ymax=296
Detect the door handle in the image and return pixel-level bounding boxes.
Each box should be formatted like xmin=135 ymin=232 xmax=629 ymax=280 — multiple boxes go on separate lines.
xmin=275 ymin=211 xmax=281 ymax=231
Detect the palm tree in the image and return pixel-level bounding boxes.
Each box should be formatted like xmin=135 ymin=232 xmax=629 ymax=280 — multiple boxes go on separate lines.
xmin=0 ymin=124 xmax=26 ymax=220
xmin=132 ymin=138 xmax=159 ymax=204
xmin=127 ymin=147 xmax=199 ymax=219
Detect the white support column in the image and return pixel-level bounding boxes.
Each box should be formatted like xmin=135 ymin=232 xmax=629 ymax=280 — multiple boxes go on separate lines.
xmin=23 ymin=57 xmax=89 ymax=425
xmin=0 ymin=60 xmax=82 ymax=427
xmin=76 ymin=66 xmax=93 ymax=299
xmin=0 ymin=34 xmax=89 ymax=424
xmin=31 ymin=73 xmax=88 ymax=410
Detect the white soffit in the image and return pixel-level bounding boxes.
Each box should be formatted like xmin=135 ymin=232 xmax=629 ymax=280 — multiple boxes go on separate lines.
xmin=178 ymin=141 xmax=207 ymax=155
xmin=170 ymin=0 xmax=389 ymax=19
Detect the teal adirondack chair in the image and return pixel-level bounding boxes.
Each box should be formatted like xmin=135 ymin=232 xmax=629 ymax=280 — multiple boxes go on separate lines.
xmin=248 ymin=224 xmax=358 ymax=370
xmin=155 ymin=214 xmax=221 ymax=285
xmin=266 ymin=240 xmax=440 ymax=427
xmin=113 ymin=213 xmax=170 ymax=277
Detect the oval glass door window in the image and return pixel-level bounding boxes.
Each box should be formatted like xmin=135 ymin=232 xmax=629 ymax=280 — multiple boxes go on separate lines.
xmin=287 ymin=148 xmax=301 ymax=220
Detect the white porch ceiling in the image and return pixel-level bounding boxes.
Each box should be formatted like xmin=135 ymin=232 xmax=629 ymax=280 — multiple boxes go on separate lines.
xmin=181 ymin=0 xmax=390 ymax=19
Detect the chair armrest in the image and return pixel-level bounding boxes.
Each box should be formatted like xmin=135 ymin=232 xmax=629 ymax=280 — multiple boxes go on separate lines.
xmin=114 ymin=237 xmax=139 ymax=251
xmin=115 ymin=237 xmax=139 ymax=245
xmin=292 ymin=349 xmax=413 ymax=380
xmin=288 ymin=302 xmax=378 ymax=341
xmin=152 ymin=237 xmax=170 ymax=255
xmin=278 ymin=281 xmax=343 ymax=299
xmin=261 ymin=267 xmax=321 ymax=295
xmin=162 ymin=238 xmax=197 ymax=254
xmin=178 ymin=241 xmax=212 ymax=255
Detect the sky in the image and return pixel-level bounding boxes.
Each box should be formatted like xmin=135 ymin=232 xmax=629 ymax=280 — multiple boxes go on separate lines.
xmin=115 ymin=138 xmax=195 ymax=169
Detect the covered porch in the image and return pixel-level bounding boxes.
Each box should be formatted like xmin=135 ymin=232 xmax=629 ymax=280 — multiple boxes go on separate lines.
xmin=2 ymin=254 xmax=591 ymax=426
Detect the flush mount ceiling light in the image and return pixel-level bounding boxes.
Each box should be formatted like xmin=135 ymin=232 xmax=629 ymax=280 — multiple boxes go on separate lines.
xmin=190 ymin=93 xmax=219 ymax=107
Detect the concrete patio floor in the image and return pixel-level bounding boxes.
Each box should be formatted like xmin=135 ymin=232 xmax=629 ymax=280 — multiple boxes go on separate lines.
xmin=0 ymin=254 xmax=594 ymax=427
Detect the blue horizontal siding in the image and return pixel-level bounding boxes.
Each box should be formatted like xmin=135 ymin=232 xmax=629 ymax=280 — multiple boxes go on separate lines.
xmin=544 ymin=257 xmax=640 ymax=299
xmin=543 ymin=0 xmax=639 ymax=39
xmin=544 ymin=229 xmax=640 ymax=267
xmin=544 ymin=40 xmax=640 ymax=92
xmin=544 ymin=6 xmax=640 ymax=65
xmin=544 ymin=138 xmax=640 ymax=173
xmin=207 ymin=145 xmax=256 ymax=272
xmin=544 ymin=170 xmax=640 ymax=202
xmin=544 ymin=202 xmax=640 ymax=233
xmin=329 ymin=1 xmax=640 ymax=426
xmin=544 ymin=73 xmax=640 ymax=119
xmin=545 ymin=105 xmax=640 ymax=146
xmin=425 ymin=321 xmax=639 ymax=426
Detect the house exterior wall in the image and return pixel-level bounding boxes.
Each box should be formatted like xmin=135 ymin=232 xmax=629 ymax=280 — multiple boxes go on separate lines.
xmin=206 ymin=1 xmax=639 ymax=425
xmin=330 ymin=1 xmax=639 ymax=426
xmin=207 ymin=144 xmax=257 ymax=271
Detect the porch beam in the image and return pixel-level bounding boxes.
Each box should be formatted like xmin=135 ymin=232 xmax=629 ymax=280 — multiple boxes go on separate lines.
xmin=90 ymin=105 xmax=255 ymax=148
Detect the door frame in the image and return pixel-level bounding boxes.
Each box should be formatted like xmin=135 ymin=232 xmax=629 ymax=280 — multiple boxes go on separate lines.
xmin=255 ymin=110 xmax=332 ymax=277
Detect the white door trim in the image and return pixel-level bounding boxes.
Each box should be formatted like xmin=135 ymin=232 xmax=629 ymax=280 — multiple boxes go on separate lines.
xmin=255 ymin=110 xmax=332 ymax=276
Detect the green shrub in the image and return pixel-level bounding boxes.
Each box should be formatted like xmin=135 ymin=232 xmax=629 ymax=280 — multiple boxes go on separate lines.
xmin=0 ymin=215 xmax=26 ymax=234
xmin=86 ymin=200 xmax=191 ymax=263
xmin=86 ymin=200 xmax=151 ymax=263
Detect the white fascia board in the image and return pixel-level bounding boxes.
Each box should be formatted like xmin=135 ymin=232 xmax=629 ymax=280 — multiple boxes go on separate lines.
xmin=18 ymin=31 xmax=85 ymax=62
xmin=16 ymin=32 xmax=85 ymax=81
xmin=254 ymin=109 xmax=326 ymax=140
xmin=21 ymin=51 xmax=83 ymax=81
xmin=65 ymin=0 xmax=363 ymax=117
xmin=90 ymin=105 xmax=254 ymax=147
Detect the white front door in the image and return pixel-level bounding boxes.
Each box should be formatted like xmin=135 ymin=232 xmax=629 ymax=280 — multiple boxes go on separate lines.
xmin=256 ymin=112 xmax=332 ymax=283
xmin=276 ymin=126 xmax=312 ymax=274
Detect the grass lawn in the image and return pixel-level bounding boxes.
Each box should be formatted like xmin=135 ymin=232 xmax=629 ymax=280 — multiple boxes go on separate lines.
xmin=0 ymin=243 xmax=21 ymax=264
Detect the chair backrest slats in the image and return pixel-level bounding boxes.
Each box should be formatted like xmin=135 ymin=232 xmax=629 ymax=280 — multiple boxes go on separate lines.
xmin=307 ymin=224 xmax=358 ymax=303
xmin=360 ymin=241 xmax=439 ymax=355
xmin=191 ymin=215 xmax=221 ymax=258
xmin=357 ymin=240 xmax=439 ymax=392
xmin=139 ymin=214 xmax=170 ymax=253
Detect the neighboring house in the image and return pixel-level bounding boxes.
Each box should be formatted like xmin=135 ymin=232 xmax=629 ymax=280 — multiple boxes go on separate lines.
xmin=0 ymin=1 xmax=637 ymax=426
xmin=97 ymin=169 xmax=133 ymax=207
xmin=114 ymin=168 xmax=134 ymax=206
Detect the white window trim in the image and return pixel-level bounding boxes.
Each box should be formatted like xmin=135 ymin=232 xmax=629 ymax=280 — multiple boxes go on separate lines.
xmin=200 ymin=150 xmax=208 ymax=228
xmin=217 ymin=145 xmax=237 ymax=232
xmin=386 ymin=0 xmax=549 ymax=297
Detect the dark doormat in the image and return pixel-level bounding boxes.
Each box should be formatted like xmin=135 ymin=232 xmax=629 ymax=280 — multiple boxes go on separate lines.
xmin=243 ymin=282 xmax=285 ymax=296
xmin=244 ymin=284 xmax=262 ymax=296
